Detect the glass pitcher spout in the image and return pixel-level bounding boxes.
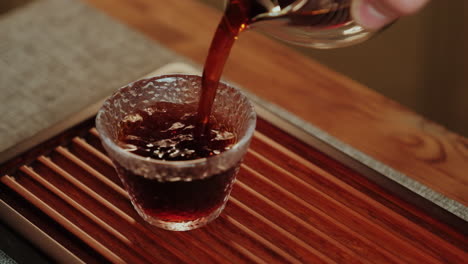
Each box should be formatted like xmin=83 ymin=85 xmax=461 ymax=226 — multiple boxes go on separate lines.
xmin=238 ymin=0 xmax=377 ymax=49
xmin=247 ymin=0 xmax=309 ymax=20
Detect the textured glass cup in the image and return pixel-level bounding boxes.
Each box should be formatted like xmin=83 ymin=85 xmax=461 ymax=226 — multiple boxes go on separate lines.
xmin=96 ymin=75 xmax=256 ymax=231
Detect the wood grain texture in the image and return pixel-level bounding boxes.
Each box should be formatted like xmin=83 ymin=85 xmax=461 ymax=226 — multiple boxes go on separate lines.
xmin=1 ymin=117 xmax=466 ymax=263
xmin=81 ymin=0 xmax=468 ymax=206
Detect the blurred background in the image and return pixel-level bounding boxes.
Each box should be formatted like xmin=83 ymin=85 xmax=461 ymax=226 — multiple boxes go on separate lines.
xmin=2 ymin=0 xmax=467 ymax=137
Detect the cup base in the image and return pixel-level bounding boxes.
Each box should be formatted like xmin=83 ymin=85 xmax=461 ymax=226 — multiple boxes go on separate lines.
xmin=133 ymin=202 xmax=227 ymax=231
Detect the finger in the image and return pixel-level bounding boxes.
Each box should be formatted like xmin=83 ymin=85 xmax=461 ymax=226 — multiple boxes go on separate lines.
xmin=351 ymin=0 xmax=428 ymax=30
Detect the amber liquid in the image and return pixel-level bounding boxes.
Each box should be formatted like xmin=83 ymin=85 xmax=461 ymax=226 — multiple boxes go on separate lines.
xmin=115 ymin=0 xmax=353 ymax=223
xmin=116 ymin=1 xmax=253 ymax=222
xmin=197 ymin=0 xmax=253 ymax=135
xmin=116 ymin=102 xmax=237 ymax=222
xmin=198 ymin=0 xmax=352 ymax=134
xmin=116 ymin=163 xmax=237 ymax=222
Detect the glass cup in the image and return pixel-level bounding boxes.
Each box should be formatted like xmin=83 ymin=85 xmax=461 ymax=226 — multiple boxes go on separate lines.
xmin=95 ymin=74 xmax=256 ymax=231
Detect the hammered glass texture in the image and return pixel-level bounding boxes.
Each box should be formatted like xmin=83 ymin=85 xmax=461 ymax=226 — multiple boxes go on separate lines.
xmin=95 ymin=75 xmax=256 ymax=181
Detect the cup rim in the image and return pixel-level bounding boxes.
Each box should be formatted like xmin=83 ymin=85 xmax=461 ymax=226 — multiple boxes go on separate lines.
xmin=95 ymin=74 xmax=256 ymax=168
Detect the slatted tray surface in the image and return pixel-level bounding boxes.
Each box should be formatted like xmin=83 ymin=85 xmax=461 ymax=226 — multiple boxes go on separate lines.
xmin=1 ymin=117 xmax=467 ymax=263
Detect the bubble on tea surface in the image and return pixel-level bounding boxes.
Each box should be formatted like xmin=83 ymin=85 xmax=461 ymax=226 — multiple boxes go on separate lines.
xmin=122 ymin=113 xmax=143 ymax=123
xmin=161 ymin=122 xmax=185 ymax=132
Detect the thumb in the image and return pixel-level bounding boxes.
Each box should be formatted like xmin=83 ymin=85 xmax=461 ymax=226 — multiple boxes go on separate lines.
xmin=351 ymin=0 xmax=400 ymax=30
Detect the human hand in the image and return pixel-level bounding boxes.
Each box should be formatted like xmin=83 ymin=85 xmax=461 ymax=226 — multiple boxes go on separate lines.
xmin=352 ymin=0 xmax=430 ymax=30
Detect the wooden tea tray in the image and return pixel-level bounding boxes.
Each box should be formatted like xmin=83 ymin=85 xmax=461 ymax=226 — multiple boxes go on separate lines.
xmin=0 ymin=65 xmax=467 ymax=263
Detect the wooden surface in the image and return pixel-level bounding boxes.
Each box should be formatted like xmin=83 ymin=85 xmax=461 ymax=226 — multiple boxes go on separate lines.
xmin=1 ymin=116 xmax=466 ymax=263
xmin=81 ymin=0 xmax=468 ymax=207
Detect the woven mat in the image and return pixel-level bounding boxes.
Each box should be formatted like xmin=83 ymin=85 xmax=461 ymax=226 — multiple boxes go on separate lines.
xmin=0 ymin=250 xmax=16 ymax=264
xmin=0 ymin=0 xmax=182 ymax=152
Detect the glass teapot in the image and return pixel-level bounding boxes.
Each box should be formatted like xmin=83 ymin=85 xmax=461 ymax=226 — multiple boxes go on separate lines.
xmin=232 ymin=0 xmax=377 ymax=49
